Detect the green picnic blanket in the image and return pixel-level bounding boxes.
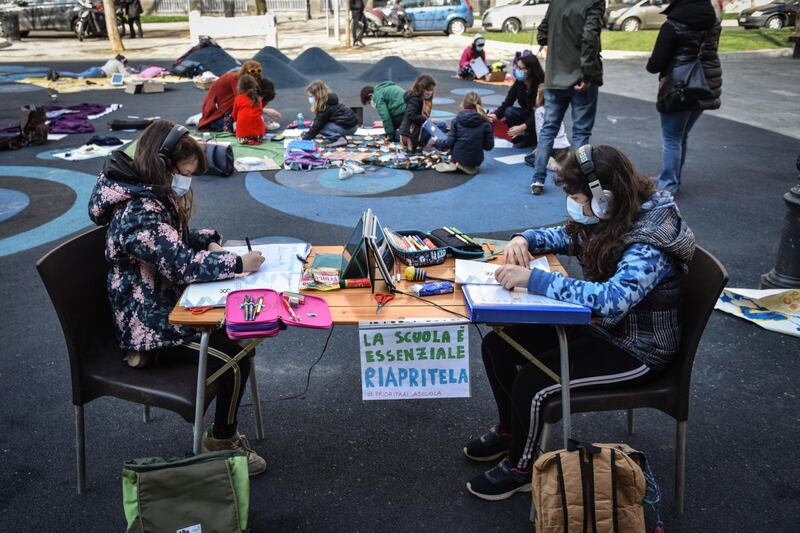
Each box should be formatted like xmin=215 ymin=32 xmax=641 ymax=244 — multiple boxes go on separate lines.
xmin=124 ymin=132 xmax=285 ymax=168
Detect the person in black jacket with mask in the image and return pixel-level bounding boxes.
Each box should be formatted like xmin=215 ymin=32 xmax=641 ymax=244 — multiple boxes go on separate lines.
xmin=350 ymin=0 xmax=366 ymax=47
xmin=489 ymin=53 xmax=545 ymax=149
xmin=302 ymin=80 xmax=359 ymax=147
xmin=646 ymin=0 xmax=721 ymax=195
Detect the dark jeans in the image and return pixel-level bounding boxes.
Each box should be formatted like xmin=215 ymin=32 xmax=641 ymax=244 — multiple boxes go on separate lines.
xmin=128 ymin=16 xmax=143 ymax=38
xmin=502 ymin=107 xmax=535 ymax=147
xmin=157 ymin=330 xmax=252 ymax=437
xmin=352 ymin=10 xmax=366 ymax=44
xmin=532 ymin=85 xmax=599 ymax=184
xmin=657 ymin=109 xmax=703 ymax=195
xmin=481 ymin=325 xmax=654 ymax=470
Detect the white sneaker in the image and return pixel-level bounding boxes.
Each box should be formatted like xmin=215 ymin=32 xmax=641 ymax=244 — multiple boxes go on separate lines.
xmin=267 ymin=121 xmax=281 ymax=131
xmin=345 ymin=161 xmax=365 ymax=174
xmin=339 ymin=165 xmax=354 ymax=180
xmin=185 ymin=112 xmax=202 ymax=126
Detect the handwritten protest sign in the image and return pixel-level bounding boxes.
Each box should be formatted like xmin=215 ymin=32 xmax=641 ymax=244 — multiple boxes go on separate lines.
xmin=359 ymin=322 xmax=470 ymax=400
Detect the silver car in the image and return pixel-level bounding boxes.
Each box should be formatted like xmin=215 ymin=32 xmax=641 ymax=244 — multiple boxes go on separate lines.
xmin=482 ymin=0 xmax=551 ymax=34
xmin=606 ymin=0 xmax=670 ymax=31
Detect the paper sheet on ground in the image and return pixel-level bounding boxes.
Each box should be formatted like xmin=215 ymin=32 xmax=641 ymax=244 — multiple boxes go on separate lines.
xmin=455 ymin=257 xmax=550 ymax=285
xmin=495 ymin=154 xmax=527 ymax=165
xmin=52 ymin=140 xmax=132 ymax=161
xmin=179 ymin=243 xmax=309 ymax=308
xmin=234 ymin=156 xmax=281 ymax=172
xmin=355 ymin=127 xmax=386 ymax=136
xmin=714 ymin=288 xmax=800 ymax=338
xmin=494 ymin=139 xmax=515 ymax=149
xmin=280 ymin=128 xmax=305 ymax=138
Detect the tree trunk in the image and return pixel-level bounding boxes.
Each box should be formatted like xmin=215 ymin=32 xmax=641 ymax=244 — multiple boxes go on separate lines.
xmin=103 ymin=0 xmax=125 ymax=52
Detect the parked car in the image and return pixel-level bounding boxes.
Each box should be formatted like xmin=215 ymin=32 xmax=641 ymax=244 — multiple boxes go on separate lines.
xmin=606 ymin=0 xmax=669 ymax=32
xmin=397 ymin=0 xmax=475 ymax=35
xmin=738 ymin=0 xmax=797 ymax=28
xmin=0 ymin=0 xmax=81 ymax=36
xmin=482 ymin=0 xmax=550 ymax=34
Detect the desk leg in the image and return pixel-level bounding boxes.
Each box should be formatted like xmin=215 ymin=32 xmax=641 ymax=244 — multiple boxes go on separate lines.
xmin=555 ymin=326 xmax=571 ymax=449
xmin=193 ymin=330 xmax=211 ymax=455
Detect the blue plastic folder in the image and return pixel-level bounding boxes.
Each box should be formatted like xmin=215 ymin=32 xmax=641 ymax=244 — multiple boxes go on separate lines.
xmin=462 ymin=285 xmax=591 ymax=325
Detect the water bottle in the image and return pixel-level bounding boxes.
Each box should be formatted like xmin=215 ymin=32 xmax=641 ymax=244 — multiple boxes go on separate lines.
xmin=297 ymin=112 xmax=304 ymax=130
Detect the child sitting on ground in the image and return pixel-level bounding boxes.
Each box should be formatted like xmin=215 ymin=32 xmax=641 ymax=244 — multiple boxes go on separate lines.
xmin=431 ymin=91 xmax=494 ymax=175
xmin=398 ymin=74 xmax=437 ymax=152
xmin=232 ymin=74 xmax=266 ymax=145
xmin=302 ymin=80 xmax=359 ymax=148
xmin=528 ymin=84 xmax=571 ymax=170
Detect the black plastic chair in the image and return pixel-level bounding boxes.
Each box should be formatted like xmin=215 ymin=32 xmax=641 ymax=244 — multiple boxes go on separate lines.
xmin=37 ymin=226 xmax=263 ymax=494
xmin=538 ymin=246 xmax=728 ymax=513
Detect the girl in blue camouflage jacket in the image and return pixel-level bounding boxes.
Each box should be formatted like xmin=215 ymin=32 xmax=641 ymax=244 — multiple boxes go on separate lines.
xmin=88 ymin=120 xmax=267 ymax=476
xmin=465 ymin=144 xmax=696 ymax=501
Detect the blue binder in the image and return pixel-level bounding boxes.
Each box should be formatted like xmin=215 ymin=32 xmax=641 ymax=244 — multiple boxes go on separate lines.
xmin=462 ymin=285 xmax=592 ymax=325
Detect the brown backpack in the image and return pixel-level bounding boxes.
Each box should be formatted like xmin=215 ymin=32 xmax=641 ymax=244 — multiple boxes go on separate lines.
xmin=533 ymin=440 xmax=652 ymax=533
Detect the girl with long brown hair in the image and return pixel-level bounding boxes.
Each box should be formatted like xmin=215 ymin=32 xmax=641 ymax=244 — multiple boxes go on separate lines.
xmin=431 ymin=91 xmax=494 ymax=175
xmin=232 ymin=73 xmax=266 ymax=145
xmin=398 ymin=74 xmax=437 ymax=151
xmin=301 ymin=79 xmax=359 ymax=147
xmin=88 ymin=120 xmax=267 ymax=476
xmin=464 ymin=145 xmax=696 ymax=501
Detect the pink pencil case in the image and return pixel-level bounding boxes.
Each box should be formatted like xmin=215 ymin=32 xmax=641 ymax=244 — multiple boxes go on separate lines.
xmin=225 ymin=289 xmax=332 ymax=340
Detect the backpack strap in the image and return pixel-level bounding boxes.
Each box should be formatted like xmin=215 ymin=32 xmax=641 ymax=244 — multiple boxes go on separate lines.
xmin=610 ymin=449 xmax=620 ymax=533
xmin=554 ymin=453 xmax=570 ymax=533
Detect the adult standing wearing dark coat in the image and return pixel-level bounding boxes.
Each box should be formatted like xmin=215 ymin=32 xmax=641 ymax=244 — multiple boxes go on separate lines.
xmin=350 ymin=0 xmax=366 ymax=47
xmin=125 ymin=0 xmax=143 ymax=39
xmin=646 ymin=0 xmax=721 ymax=195
xmin=530 ymin=0 xmax=605 ymax=196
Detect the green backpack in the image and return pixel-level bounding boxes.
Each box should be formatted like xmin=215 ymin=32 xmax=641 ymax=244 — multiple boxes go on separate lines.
xmin=122 ymin=451 xmax=250 ymax=533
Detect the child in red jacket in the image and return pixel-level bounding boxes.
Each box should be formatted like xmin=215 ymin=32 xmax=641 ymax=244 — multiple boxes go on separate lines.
xmin=232 ymin=74 xmax=266 ymax=145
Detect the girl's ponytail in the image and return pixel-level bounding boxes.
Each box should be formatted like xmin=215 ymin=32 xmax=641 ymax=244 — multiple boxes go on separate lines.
xmin=462 ymin=91 xmax=491 ymax=122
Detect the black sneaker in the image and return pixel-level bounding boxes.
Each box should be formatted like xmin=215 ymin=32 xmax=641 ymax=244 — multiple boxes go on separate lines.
xmin=466 ymin=457 xmax=531 ymax=501
xmin=463 ymin=423 xmax=512 ymax=462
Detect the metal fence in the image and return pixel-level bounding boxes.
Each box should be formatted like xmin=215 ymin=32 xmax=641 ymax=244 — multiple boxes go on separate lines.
xmin=152 ymin=0 xmax=307 ymax=13
xmin=267 ymin=0 xmax=308 ymax=10
xmin=153 ymin=0 xmax=249 ymax=13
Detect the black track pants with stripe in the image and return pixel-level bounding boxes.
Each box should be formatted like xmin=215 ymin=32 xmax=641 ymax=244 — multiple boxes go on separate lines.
xmin=157 ymin=331 xmax=252 ymax=434
xmin=481 ymin=325 xmax=655 ymax=471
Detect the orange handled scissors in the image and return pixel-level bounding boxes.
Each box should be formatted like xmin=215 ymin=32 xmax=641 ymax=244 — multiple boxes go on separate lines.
xmin=374 ymin=293 xmax=395 ymax=314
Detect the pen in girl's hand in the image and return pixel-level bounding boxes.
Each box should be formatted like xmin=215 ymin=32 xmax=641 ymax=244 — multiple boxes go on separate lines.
xmin=245 ymin=237 xmax=252 ymax=252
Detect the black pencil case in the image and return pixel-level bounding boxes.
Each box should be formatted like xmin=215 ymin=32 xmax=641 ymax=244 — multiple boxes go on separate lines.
xmin=428 ymin=227 xmax=484 ymax=258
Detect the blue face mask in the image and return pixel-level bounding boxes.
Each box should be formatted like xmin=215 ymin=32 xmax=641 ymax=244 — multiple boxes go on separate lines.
xmin=514 ymin=69 xmax=525 ymax=81
xmin=566 ymin=197 xmax=599 ymax=225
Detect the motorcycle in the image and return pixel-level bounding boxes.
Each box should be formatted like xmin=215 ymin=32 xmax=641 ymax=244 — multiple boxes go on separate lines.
xmin=364 ymin=0 xmax=413 ymax=38
xmin=75 ymin=0 xmax=128 ymax=41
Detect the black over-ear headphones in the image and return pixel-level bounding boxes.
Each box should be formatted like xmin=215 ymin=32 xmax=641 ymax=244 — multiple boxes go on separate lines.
xmin=157 ymin=124 xmax=189 ymax=168
xmin=575 ymin=144 xmax=612 ymax=220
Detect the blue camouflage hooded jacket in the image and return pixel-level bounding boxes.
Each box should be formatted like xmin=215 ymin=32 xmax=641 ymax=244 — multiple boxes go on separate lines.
xmin=88 ymin=151 xmax=243 ymax=352
xmin=522 ymin=190 xmax=696 ymax=369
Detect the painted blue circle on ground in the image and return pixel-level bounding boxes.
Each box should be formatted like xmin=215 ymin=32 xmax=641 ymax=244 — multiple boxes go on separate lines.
xmin=0 ymin=188 xmax=30 ymax=223
xmin=451 ymin=87 xmax=495 ymax=96
xmin=430 ymin=109 xmax=456 ymax=119
xmin=0 ymin=166 xmax=95 ymax=257
xmin=480 ymin=94 xmax=508 ymax=106
xmin=274 ymin=167 xmax=413 ymax=196
xmin=246 ymin=148 xmax=565 ymax=232
xmin=0 ymin=83 xmax=45 ymax=94
xmin=432 ymin=97 xmax=455 ymax=105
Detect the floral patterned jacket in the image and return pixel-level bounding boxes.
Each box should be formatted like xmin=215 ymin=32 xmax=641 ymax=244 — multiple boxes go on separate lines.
xmin=88 ymin=151 xmax=243 ymax=352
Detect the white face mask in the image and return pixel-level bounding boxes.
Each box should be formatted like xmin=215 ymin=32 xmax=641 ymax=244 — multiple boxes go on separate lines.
xmin=369 ymin=98 xmax=376 ymax=108
xmin=307 ymin=96 xmax=315 ymax=106
xmin=171 ymin=173 xmax=192 ymax=197
xmin=423 ymin=90 xmax=434 ymax=100
xmin=566 ymin=197 xmax=599 ymax=225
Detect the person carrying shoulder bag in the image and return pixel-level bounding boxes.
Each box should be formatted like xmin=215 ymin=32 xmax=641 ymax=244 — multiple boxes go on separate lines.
xmin=646 ymin=0 xmax=722 ymax=196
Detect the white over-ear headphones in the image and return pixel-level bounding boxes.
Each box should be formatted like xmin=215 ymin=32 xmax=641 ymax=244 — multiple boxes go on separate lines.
xmin=575 ymin=144 xmax=613 ymax=220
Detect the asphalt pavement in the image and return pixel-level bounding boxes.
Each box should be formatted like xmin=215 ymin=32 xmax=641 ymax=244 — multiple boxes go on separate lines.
xmin=0 ymin=48 xmax=799 ymax=532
